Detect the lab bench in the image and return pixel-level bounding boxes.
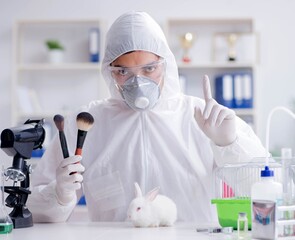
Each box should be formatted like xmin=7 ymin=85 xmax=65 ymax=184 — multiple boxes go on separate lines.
xmin=3 ymin=222 xmax=240 ymax=240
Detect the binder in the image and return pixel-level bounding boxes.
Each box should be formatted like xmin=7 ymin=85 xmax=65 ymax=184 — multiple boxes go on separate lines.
xmin=89 ymin=28 xmax=100 ymax=62
xmin=242 ymin=74 xmax=253 ymax=108
xmin=215 ymin=73 xmax=253 ymax=109
xmin=215 ymin=74 xmax=234 ymax=108
xmin=233 ymin=74 xmax=243 ymax=108
xmin=179 ymin=74 xmax=187 ymax=93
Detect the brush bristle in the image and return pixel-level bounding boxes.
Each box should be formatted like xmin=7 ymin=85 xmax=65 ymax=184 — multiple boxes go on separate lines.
xmin=76 ymin=112 xmax=94 ymax=131
xmin=53 ymin=114 xmax=64 ymax=132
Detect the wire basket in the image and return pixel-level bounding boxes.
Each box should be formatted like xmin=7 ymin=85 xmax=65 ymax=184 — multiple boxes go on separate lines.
xmin=214 ymin=159 xmax=282 ymax=199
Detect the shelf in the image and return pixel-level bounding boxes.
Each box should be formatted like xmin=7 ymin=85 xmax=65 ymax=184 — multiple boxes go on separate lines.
xmin=177 ymin=62 xmax=255 ymax=69
xmin=12 ymin=18 xmax=108 ymax=126
xmin=18 ymin=19 xmax=102 ymax=25
xmin=234 ymin=108 xmax=256 ymax=116
xmin=16 ymin=18 xmax=103 ymax=67
xmin=17 ymin=112 xmax=66 ymax=120
xmin=167 ymin=17 xmax=258 ymax=131
xmin=18 ymin=63 xmax=101 ymax=71
xmin=167 ymin=18 xmax=253 ymax=27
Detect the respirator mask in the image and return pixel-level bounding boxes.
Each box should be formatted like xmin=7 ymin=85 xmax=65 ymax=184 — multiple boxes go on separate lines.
xmin=109 ymin=58 xmax=166 ymax=111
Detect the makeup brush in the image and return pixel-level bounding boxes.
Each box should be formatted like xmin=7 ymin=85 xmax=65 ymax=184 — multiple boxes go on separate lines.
xmin=75 ymin=112 xmax=94 ymax=156
xmin=53 ymin=114 xmax=69 ymax=159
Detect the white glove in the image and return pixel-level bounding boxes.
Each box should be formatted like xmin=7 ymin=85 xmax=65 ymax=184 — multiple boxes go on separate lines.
xmin=55 ymin=155 xmax=85 ymax=205
xmin=194 ymin=75 xmax=237 ymax=146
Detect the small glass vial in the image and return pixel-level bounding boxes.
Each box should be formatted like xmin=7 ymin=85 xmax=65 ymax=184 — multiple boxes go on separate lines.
xmin=237 ymin=212 xmax=248 ymax=239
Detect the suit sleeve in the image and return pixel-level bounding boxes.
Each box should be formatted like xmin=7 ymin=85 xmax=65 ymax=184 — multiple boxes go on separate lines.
xmin=210 ymin=116 xmax=267 ymax=167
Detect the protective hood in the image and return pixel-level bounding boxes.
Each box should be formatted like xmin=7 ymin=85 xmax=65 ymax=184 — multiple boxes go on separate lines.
xmin=27 ymin=11 xmax=267 ymax=225
xmin=102 ymin=11 xmax=181 ymax=101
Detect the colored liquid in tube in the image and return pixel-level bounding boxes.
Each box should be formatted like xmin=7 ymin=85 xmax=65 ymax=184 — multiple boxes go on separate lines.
xmin=0 ymin=223 xmax=13 ymax=234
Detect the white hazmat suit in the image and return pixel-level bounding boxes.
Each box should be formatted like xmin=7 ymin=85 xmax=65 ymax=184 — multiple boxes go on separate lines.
xmin=27 ymin=11 xmax=266 ymax=223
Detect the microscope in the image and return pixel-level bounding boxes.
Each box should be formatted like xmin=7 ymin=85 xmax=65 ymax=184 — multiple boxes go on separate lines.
xmin=0 ymin=119 xmax=45 ymax=228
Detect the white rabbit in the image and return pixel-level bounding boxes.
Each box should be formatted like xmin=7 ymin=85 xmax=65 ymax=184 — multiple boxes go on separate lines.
xmin=127 ymin=182 xmax=177 ymax=227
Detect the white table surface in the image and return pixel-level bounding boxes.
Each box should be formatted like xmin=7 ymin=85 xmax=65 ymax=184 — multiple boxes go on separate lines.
xmin=2 ymin=222 xmax=241 ymax=240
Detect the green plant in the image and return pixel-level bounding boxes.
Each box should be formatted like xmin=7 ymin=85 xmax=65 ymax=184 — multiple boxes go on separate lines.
xmin=45 ymin=40 xmax=64 ymax=50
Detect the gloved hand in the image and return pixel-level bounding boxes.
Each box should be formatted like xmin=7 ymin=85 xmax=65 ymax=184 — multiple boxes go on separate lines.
xmin=55 ymin=155 xmax=85 ymax=205
xmin=194 ymin=75 xmax=237 ymax=146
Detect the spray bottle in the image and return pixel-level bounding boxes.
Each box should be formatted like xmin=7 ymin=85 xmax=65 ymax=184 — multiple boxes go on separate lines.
xmin=251 ymin=165 xmax=282 ymax=239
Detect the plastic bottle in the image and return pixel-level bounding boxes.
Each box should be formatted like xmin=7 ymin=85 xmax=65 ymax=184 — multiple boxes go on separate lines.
xmin=251 ymin=165 xmax=282 ymax=240
xmin=237 ymin=212 xmax=248 ymax=239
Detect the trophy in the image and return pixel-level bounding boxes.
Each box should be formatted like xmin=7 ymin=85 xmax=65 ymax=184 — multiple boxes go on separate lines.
xmin=180 ymin=32 xmax=195 ymax=63
xmin=227 ymin=33 xmax=238 ymax=61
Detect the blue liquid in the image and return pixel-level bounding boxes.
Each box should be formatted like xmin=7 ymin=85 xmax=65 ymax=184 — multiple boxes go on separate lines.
xmin=0 ymin=223 xmax=13 ymax=234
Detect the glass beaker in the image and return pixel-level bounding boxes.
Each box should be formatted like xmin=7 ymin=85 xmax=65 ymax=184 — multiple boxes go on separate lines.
xmin=0 ymin=166 xmax=13 ymax=234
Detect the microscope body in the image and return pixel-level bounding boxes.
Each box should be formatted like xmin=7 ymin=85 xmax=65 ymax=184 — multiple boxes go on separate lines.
xmin=0 ymin=119 xmax=45 ymax=228
xmin=4 ymin=156 xmax=33 ymax=228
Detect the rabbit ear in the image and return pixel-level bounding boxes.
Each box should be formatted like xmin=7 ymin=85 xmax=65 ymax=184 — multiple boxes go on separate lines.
xmin=134 ymin=182 xmax=142 ymax=198
xmin=145 ymin=186 xmax=160 ymax=202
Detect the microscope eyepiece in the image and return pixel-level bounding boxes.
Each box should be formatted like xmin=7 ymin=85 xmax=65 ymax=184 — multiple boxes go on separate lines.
xmin=1 ymin=119 xmax=45 ymax=159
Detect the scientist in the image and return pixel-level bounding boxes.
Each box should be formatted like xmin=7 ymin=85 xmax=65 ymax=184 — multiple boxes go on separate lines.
xmin=27 ymin=11 xmax=266 ymax=223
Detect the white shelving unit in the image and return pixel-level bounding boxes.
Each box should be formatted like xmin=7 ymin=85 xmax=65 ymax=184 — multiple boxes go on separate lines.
xmin=12 ymin=19 xmax=110 ymax=128
xmin=165 ymin=18 xmax=259 ymax=131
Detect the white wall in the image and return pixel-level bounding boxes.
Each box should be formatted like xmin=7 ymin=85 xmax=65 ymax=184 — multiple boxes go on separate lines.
xmin=0 ymin=0 xmax=295 ymax=164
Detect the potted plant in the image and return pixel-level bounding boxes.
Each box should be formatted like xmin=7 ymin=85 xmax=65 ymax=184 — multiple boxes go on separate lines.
xmin=45 ymin=40 xmax=65 ymax=64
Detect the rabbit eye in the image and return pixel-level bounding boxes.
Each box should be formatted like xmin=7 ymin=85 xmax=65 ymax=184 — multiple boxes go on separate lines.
xmin=136 ymin=207 xmax=141 ymax=211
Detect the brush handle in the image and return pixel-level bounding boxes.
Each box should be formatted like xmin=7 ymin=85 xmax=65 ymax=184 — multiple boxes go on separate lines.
xmin=59 ymin=131 xmax=69 ymax=159
xmin=75 ymin=148 xmax=82 ymax=156
xmin=70 ymin=129 xmax=87 ymax=175
xmin=75 ymin=129 xmax=88 ymax=156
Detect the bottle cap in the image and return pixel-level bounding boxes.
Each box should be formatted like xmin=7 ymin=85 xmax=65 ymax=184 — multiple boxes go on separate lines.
xmin=261 ymin=165 xmax=274 ymax=177
xmin=238 ymin=212 xmax=247 ymax=218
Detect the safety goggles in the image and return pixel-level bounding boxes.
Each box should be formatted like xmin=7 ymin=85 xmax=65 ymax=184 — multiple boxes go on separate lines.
xmin=108 ymin=58 xmax=166 ymax=85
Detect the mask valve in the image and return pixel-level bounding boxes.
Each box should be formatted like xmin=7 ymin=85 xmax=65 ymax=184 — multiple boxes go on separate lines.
xmin=135 ymin=97 xmax=150 ymax=109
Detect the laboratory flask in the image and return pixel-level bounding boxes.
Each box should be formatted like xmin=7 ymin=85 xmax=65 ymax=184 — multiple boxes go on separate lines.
xmin=0 ymin=166 xmax=13 ymax=234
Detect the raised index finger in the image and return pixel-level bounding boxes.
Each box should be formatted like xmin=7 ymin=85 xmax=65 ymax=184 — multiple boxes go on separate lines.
xmin=203 ymin=75 xmax=212 ymax=101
